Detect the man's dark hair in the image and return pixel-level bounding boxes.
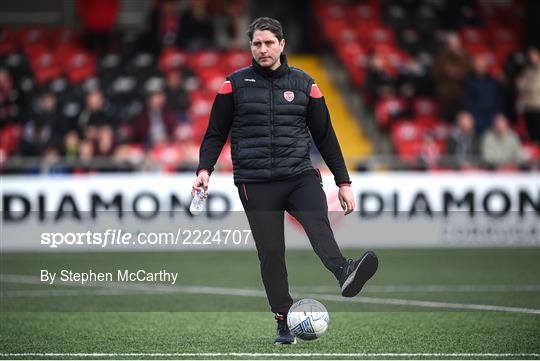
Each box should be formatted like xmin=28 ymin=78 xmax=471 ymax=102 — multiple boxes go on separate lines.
xmin=247 ymin=17 xmax=284 ymax=41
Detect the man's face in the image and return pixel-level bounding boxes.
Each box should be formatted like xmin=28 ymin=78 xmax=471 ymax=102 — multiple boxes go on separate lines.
xmin=457 ymin=112 xmax=474 ymax=133
xmin=494 ymin=115 xmax=509 ymax=134
xmin=250 ymin=30 xmax=285 ymax=70
xmin=473 ymin=55 xmax=488 ymax=75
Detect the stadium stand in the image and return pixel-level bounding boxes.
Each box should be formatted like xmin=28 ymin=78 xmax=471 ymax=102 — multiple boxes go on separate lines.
xmin=313 ymin=0 xmax=539 ymax=171
xmin=0 ymin=0 xmax=538 ymax=173
xmin=0 ymin=0 xmax=245 ymax=174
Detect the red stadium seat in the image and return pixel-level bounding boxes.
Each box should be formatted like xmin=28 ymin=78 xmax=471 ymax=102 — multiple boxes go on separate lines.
xmin=321 ymin=19 xmax=350 ymax=45
xmin=198 ymin=70 xmax=227 ymax=94
xmin=335 ymin=28 xmax=358 ymax=46
xmin=64 ymin=50 xmax=96 ymax=84
xmin=392 ymin=120 xmax=446 ymax=161
xmin=462 ymin=42 xmax=490 ymax=56
xmin=412 ymin=97 xmax=437 ymax=119
xmin=392 ymin=120 xmax=422 ymax=142
xmin=318 ymin=3 xmax=348 ymax=20
xmin=149 ymin=143 xmax=185 ymax=172
xmin=18 ymin=27 xmax=50 ymax=49
xmin=348 ymin=67 xmax=366 ymax=88
xmin=459 ymin=27 xmax=487 ymax=47
xmin=522 ymin=142 xmax=540 ymax=161
xmin=351 ymin=3 xmax=380 ymax=23
xmin=189 ymin=94 xmax=213 ymax=119
xmin=336 ymin=42 xmax=368 ymax=69
xmin=54 ymin=44 xmax=80 ymax=62
xmin=0 ymin=124 xmax=22 ymax=155
xmin=491 ymin=27 xmax=519 ymax=46
xmin=189 ymin=50 xmax=220 ymax=74
xmin=222 ymin=49 xmax=251 ymax=74
xmin=23 ymin=44 xmax=49 ymax=59
xmin=357 ymin=26 xmax=396 ymax=50
xmin=50 ymin=28 xmax=81 ymax=49
xmin=396 ymin=140 xmax=422 ymax=162
xmin=372 ymin=44 xmax=407 ymax=76
xmin=159 ymin=48 xmax=189 ymax=73
xmin=30 ymin=51 xmax=62 ymax=84
xmin=0 ymin=28 xmax=17 ymax=55
xmin=375 ymin=96 xmax=407 ymax=128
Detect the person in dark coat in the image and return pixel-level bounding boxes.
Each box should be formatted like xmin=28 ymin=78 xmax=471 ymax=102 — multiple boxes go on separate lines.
xmin=461 ymin=54 xmax=502 ymax=134
xmin=191 ymin=17 xmax=378 ymax=345
xmin=133 ymin=90 xmax=176 ymax=148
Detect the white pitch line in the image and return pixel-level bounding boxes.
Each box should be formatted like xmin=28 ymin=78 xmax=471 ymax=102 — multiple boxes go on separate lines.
xmin=1 ymin=352 xmax=539 ymax=358
xmin=293 ymin=284 xmax=540 ymax=293
xmin=4 ymin=275 xmax=539 ymax=294
xmin=2 ymin=289 xmax=141 ymax=297
xmin=1 ymin=274 xmax=540 ymax=315
xmin=296 ymin=292 xmax=540 ymax=315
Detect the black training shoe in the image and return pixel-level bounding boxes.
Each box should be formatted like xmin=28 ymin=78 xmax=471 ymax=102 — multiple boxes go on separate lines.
xmin=274 ymin=313 xmax=296 ymax=345
xmin=339 ymin=251 xmax=379 ymax=297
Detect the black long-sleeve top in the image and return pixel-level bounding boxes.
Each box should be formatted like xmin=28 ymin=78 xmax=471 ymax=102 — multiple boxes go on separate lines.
xmin=197 ymin=86 xmax=351 ymax=186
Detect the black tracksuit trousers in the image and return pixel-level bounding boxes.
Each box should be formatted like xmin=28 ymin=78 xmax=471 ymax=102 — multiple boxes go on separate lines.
xmin=237 ymin=169 xmax=347 ymax=314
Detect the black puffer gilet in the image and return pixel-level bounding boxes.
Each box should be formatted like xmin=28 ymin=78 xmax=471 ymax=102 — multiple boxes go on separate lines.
xmin=228 ymin=54 xmax=314 ymax=184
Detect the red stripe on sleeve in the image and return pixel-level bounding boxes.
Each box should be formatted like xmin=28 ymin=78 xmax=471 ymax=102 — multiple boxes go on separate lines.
xmin=218 ymin=81 xmax=232 ymax=94
xmin=310 ymin=84 xmax=323 ymax=98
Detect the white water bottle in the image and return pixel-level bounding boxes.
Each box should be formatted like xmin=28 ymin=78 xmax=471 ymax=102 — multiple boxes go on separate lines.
xmin=190 ymin=189 xmax=207 ymax=215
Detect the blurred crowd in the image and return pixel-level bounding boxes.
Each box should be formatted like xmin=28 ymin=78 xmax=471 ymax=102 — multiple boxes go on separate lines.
xmin=1 ymin=0 xmax=539 ymax=173
xmin=317 ymin=0 xmax=540 ymax=170
xmin=0 ymin=0 xmax=245 ymax=173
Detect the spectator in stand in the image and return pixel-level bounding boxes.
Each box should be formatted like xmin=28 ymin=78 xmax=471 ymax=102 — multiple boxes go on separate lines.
xmin=164 ymin=69 xmax=190 ymax=123
xmin=76 ymin=139 xmax=96 ymax=173
xmin=76 ymin=89 xmax=117 ymax=139
xmin=20 ymin=92 xmax=63 ymax=156
xmin=177 ymin=0 xmax=216 ymax=50
xmin=133 ymin=90 xmax=177 ymax=148
xmin=432 ymin=33 xmax=470 ymax=122
xmin=142 ymin=0 xmax=181 ymax=53
xmin=79 ymin=139 xmax=94 ymax=161
xmin=95 ymin=126 xmax=116 ymax=157
xmin=461 ymin=54 xmax=502 ymax=134
xmin=445 ymin=111 xmax=478 ymax=167
xmin=418 ymin=131 xmax=441 ymax=169
xmin=481 ymin=114 xmax=522 ymax=167
xmin=364 ymin=53 xmax=395 ymax=103
xmin=63 ymin=130 xmax=80 ymax=161
xmin=517 ymin=47 xmax=540 ymax=144
xmin=77 ymin=0 xmax=119 ymax=55
xmin=0 ymin=67 xmax=18 ymax=127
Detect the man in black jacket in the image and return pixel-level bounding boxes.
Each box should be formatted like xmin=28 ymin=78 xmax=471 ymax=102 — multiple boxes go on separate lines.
xmin=192 ymin=17 xmax=378 ymax=345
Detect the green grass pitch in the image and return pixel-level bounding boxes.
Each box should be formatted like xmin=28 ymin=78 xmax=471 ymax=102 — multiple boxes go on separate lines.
xmin=1 ymin=248 xmax=539 ymax=359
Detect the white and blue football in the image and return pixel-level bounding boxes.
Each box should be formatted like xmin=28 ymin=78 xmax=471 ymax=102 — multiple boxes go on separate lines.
xmin=287 ymin=299 xmax=330 ymax=340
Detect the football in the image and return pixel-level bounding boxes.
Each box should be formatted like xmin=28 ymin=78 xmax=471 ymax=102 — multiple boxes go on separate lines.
xmin=287 ymin=299 xmax=330 ymax=340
